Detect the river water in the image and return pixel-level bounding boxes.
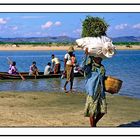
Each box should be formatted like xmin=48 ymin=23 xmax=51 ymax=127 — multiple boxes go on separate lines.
xmin=0 ymin=50 xmax=140 ymax=99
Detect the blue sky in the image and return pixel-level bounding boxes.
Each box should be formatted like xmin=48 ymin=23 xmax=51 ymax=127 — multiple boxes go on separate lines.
xmin=0 ymin=13 xmax=140 ymax=38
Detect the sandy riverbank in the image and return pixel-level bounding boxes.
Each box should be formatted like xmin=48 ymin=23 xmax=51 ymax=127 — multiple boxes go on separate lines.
xmin=0 ymin=91 xmax=139 ymax=127
xmin=0 ymin=44 xmax=140 ymax=51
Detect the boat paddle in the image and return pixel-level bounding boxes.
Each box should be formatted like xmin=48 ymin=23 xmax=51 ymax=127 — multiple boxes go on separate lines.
xmin=7 ymin=57 xmax=25 ymax=81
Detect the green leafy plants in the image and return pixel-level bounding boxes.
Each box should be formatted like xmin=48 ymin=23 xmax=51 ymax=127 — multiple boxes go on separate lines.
xmin=82 ymin=16 xmax=109 ymax=37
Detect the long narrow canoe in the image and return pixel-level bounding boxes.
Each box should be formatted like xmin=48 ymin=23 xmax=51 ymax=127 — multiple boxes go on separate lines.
xmin=0 ymin=71 xmax=84 ymax=80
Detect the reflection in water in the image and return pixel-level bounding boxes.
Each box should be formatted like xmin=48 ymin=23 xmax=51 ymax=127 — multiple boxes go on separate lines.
xmin=0 ymin=77 xmax=85 ymax=93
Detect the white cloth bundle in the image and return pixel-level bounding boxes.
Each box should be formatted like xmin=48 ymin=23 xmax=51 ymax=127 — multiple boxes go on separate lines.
xmin=76 ymin=36 xmax=116 ymax=59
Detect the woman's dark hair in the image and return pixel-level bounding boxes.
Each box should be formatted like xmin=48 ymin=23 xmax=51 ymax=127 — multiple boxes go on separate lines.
xmin=68 ymin=52 xmax=73 ymax=56
xmin=48 ymin=62 xmax=51 ymax=66
xmin=12 ymin=61 xmax=16 ymax=66
xmin=32 ymin=61 xmax=36 ymax=65
xmin=51 ymin=54 xmax=55 ymax=57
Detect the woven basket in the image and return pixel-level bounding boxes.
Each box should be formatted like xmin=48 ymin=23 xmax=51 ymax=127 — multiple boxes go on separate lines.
xmin=104 ymin=76 xmax=123 ymax=94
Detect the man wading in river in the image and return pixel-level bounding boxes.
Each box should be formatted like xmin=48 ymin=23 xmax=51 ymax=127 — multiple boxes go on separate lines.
xmin=63 ymin=46 xmax=77 ymax=93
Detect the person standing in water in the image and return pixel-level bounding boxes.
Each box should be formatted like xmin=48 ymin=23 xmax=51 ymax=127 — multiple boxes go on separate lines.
xmin=63 ymin=46 xmax=77 ymax=92
xmin=51 ymin=54 xmax=61 ymax=74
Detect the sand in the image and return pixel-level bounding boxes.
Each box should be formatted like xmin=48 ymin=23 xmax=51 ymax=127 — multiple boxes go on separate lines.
xmin=0 ymin=91 xmax=139 ymax=127
xmin=0 ymin=44 xmax=140 ymax=51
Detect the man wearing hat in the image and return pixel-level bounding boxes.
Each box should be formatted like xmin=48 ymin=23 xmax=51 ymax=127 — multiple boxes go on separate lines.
xmin=63 ymin=46 xmax=77 ymax=92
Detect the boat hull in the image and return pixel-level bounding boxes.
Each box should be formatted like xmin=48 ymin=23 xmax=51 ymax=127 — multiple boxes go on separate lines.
xmin=0 ymin=72 xmax=83 ymax=80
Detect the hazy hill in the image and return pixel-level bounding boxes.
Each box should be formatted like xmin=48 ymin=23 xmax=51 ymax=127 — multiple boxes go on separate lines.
xmin=112 ymin=36 xmax=140 ymax=42
xmin=0 ymin=36 xmax=140 ymax=43
xmin=0 ymin=36 xmax=75 ymax=43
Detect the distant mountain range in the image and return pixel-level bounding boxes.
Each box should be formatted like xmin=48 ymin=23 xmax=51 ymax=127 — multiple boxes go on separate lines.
xmin=0 ymin=36 xmax=75 ymax=43
xmin=0 ymin=36 xmax=140 ymax=43
xmin=112 ymin=36 xmax=140 ymax=42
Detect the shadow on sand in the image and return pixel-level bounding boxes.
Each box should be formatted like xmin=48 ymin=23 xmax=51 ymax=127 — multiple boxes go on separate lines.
xmin=118 ymin=120 xmax=140 ymax=127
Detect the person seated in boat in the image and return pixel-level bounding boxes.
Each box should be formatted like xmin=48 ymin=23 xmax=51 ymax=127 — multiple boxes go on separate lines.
xmin=51 ymin=54 xmax=61 ymax=74
xmin=29 ymin=61 xmax=39 ymax=76
xmin=8 ymin=61 xmax=18 ymax=75
xmin=44 ymin=62 xmax=52 ymax=75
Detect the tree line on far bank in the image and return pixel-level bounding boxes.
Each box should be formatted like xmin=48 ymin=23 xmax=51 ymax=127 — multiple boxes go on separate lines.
xmin=0 ymin=41 xmax=139 ymax=48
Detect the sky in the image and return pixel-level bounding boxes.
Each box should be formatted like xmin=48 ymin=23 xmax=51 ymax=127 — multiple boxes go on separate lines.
xmin=0 ymin=13 xmax=140 ymax=38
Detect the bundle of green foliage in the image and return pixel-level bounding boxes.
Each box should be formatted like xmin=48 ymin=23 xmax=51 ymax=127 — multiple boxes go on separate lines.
xmin=82 ymin=16 xmax=109 ymax=37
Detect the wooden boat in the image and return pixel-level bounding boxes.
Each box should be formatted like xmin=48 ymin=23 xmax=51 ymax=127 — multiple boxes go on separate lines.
xmin=0 ymin=71 xmax=84 ymax=80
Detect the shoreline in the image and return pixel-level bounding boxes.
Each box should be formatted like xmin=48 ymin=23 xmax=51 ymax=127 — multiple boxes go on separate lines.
xmin=0 ymin=44 xmax=140 ymax=51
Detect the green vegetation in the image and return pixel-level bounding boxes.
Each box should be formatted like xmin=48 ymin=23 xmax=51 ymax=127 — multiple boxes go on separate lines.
xmin=113 ymin=42 xmax=140 ymax=45
xmin=0 ymin=41 xmax=140 ymax=46
xmin=82 ymin=16 xmax=109 ymax=37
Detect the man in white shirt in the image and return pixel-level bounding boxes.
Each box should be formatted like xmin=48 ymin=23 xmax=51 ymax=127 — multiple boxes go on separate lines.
xmin=44 ymin=62 xmax=52 ymax=75
xmin=51 ymin=54 xmax=61 ymax=74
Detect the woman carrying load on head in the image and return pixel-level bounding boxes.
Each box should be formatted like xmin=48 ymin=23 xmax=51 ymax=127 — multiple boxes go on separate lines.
xmin=78 ymin=16 xmax=111 ymax=127
xmin=82 ymin=48 xmax=107 ymax=127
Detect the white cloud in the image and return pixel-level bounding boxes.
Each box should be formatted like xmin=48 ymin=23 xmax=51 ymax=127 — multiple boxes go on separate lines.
xmin=22 ymin=16 xmax=44 ymax=19
xmin=54 ymin=21 xmax=61 ymax=26
xmin=132 ymin=24 xmax=140 ymax=29
xmin=23 ymin=31 xmax=50 ymax=37
xmin=41 ymin=21 xmax=53 ymax=29
xmin=115 ymin=24 xmax=128 ymax=30
xmin=73 ymin=28 xmax=81 ymax=34
xmin=0 ymin=18 xmax=7 ymax=24
xmin=60 ymin=32 xmax=67 ymax=36
xmin=35 ymin=32 xmax=42 ymax=35
xmin=41 ymin=21 xmax=62 ymax=29
xmin=12 ymin=26 xmax=18 ymax=30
